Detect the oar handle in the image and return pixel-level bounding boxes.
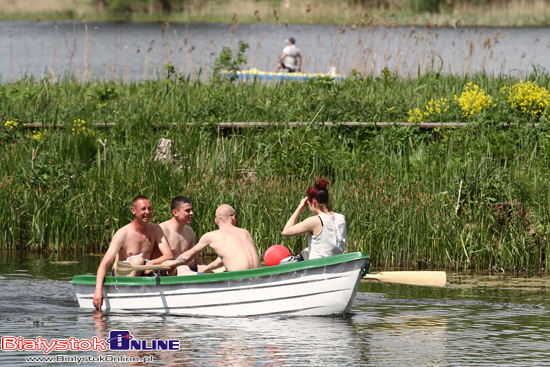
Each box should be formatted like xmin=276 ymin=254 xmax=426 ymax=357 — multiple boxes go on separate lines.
xmin=115 ymin=261 xmax=171 ymax=275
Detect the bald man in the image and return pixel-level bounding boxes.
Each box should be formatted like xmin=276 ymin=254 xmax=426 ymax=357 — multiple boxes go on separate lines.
xmin=164 ymin=204 xmax=260 ymax=274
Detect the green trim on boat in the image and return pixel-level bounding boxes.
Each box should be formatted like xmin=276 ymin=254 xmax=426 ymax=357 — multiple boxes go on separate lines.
xmin=71 ymin=252 xmax=369 ymax=286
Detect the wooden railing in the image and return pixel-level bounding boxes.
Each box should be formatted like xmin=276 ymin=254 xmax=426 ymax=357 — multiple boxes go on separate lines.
xmin=23 ymin=122 xmax=475 ymax=129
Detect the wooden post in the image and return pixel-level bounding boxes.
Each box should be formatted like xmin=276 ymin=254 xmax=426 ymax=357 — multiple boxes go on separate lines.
xmin=154 ymin=138 xmax=174 ymax=162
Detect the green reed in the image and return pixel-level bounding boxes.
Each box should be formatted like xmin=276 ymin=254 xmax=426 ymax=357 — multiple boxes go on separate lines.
xmin=2 ymin=73 xmax=550 ymax=273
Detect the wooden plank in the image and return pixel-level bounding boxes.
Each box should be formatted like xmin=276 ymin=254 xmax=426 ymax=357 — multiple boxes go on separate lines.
xmin=23 ymin=122 xmax=478 ymax=129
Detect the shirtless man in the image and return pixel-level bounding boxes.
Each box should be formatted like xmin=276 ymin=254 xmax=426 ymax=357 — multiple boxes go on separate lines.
xmin=155 ymin=196 xmax=205 ymax=275
xmin=92 ymin=196 xmax=174 ymax=310
xmin=164 ymin=204 xmax=260 ymax=274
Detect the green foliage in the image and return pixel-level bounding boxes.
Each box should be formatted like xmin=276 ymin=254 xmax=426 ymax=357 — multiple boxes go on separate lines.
xmin=2 ymin=72 xmax=550 ymax=274
xmin=213 ymin=41 xmax=249 ymax=82
xmin=408 ymin=0 xmax=445 ymax=12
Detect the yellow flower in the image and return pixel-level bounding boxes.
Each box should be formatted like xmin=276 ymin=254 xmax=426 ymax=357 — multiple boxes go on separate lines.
xmin=31 ymin=129 xmax=47 ymax=140
xmin=4 ymin=120 xmax=17 ymax=129
xmin=502 ymin=80 xmax=550 ymax=120
xmin=407 ymin=98 xmax=449 ymax=123
xmin=456 ymin=82 xmax=494 ymax=119
xmin=72 ymin=119 xmax=87 ymax=136
xmin=407 ymin=107 xmax=425 ymax=123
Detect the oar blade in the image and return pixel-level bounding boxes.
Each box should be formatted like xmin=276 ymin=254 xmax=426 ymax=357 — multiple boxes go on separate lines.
xmin=364 ymin=271 xmax=446 ymax=287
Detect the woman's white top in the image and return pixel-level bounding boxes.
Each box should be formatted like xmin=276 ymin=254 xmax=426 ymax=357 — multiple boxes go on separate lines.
xmin=307 ymin=212 xmax=346 ymax=259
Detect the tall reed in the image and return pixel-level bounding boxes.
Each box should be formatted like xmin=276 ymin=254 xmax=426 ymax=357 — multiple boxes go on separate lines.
xmin=1 ymin=73 xmax=550 ymax=273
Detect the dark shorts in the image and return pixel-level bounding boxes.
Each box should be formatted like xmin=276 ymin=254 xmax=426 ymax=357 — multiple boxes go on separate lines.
xmin=281 ymin=63 xmax=296 ymax=73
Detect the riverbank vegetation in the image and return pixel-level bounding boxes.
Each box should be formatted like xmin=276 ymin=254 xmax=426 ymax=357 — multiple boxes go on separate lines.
xmin=1 ymin=0 xmax=550 ymax=27
xmin=2 ymin=68 xmax=550 ymax=274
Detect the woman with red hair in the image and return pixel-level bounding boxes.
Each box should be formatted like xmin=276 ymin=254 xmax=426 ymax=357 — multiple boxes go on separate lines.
xmin=282 ymin=179 xmax=346 ymax=259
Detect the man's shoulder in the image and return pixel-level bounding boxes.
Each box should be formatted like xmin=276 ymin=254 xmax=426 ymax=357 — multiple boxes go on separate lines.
xmin=183 ymin=225 xmax=195 ymax=235
xmin=113 ymin=222 xmax=132 ymax=235
xmin=203 ymin=228 xmax=220 ymax=236
xmin=288 ymin=45 xmax=299 ymax=52
xmin=159 ymin=219 xmax=175 ymax=231
xmin=223 ymin=225 xmax=251 ymax=239
xmin=145 ymin=222 xmax=163 ymax=234
xmin=200 ymin=228 xmax=222 ymax=241
xmin=236 ymin=226 xmax=252 ymax=235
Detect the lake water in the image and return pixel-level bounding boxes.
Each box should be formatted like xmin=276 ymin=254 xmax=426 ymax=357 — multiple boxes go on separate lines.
xmin=1 ymin=251 xmax=549 ymax=366
xmin=1 ymin=20 xmax=550 ymax=82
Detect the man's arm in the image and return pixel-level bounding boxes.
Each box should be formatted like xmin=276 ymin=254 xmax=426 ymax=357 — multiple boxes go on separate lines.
xmin=187 ymin=227 xmax=205 ymax=266
xmin=148 ymin=226 xmax=174 ymax=265
xmin=93 ymin=233 xmax=124 ymax=310
xmin=164 ymin=233 xmax=211 ymax=268
xmin=202 ymin=257 xmax=224 ymax=273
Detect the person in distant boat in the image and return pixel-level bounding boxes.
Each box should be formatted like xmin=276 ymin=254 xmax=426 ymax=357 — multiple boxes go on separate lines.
xmin=282 ymin=179 xmax=346 ymax=259
xmin=274 ymin=37 xmax=302 ymax=73
xmin=92 ymin=196 xmax=173 ymax=310
xmin=153 ymin=196 xmax=206 ymax=275
xmin=164 ymin=204 xmax=261 ymax=274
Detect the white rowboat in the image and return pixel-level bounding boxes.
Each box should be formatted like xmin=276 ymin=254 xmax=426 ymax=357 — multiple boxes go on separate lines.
xmin=71 ymin=252 xmax=370 ymax=317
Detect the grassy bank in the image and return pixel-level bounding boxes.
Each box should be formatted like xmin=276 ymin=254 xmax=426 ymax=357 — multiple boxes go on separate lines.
xmin=1 ymin=0 xmax=550 ymax=27
xmin=2 ymin=71 xmax=550 ymax=273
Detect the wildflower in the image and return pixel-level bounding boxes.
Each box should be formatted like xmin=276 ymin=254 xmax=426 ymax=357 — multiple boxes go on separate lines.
xmin=407 ymin=107 xmax=425 ymax=123
xmin=455 ymin=82 xmax=494 ymax=119
xmin=407 ymin=98 xmax=449 ymax=123
xmin=72 ymin=119 xmax=87 ymax=136
xmin=502 ymin=80 xmax=550 ymax=121
xmin=4 ymin=120 xmax=17 ymax=129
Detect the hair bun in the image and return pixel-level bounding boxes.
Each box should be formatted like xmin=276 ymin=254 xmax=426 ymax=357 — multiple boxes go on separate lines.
xmin=315 ymin=178 xmax=329 ymax=190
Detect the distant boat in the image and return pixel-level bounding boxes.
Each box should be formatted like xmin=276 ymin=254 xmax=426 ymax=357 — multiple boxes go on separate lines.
xmin=71 ymin=252 xmax=370 ymax=317
xmin=227 ymin=68 xmax=344 ymax=81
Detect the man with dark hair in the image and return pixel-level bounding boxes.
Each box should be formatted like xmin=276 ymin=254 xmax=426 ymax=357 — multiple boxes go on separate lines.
xmin=155 ymin=196 xmax=205 ymax=274
xmin=93 ymin=196 xmax=173 ymax=310
xmin=274 ymin=37 xmax=302 ymax=72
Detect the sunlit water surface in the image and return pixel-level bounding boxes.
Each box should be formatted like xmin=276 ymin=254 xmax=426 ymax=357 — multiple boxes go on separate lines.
xmin=1 ymin=252 xmax=549 ymax=366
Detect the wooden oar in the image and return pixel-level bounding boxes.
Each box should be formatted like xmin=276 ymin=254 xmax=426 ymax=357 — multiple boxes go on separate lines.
xmin=363 ymin=271 xmax=446 ymax=287
xmin=115 ymin=261 xmax=172 ymax=276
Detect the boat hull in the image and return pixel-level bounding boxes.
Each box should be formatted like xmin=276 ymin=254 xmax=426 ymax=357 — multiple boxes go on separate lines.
xmin=72 ymin=252 xmax=370 ymax=317
xmin=225 ymin=68 xmax=344 ymax=81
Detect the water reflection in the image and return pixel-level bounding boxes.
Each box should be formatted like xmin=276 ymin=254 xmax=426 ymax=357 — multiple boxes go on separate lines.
xmin=2 ymin=254 xmax=550 ymax=366
xmin=0 ymin=250 xmax=101 ymax=281
xmin=355 ymin=282 xmax=550 ymax=366
xmin=89 ymin=311 xmax=363 ymax=366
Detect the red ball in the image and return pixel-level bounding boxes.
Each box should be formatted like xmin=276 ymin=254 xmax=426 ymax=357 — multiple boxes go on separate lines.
xmin=264 ymin=245 xmax=291 ymax=266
